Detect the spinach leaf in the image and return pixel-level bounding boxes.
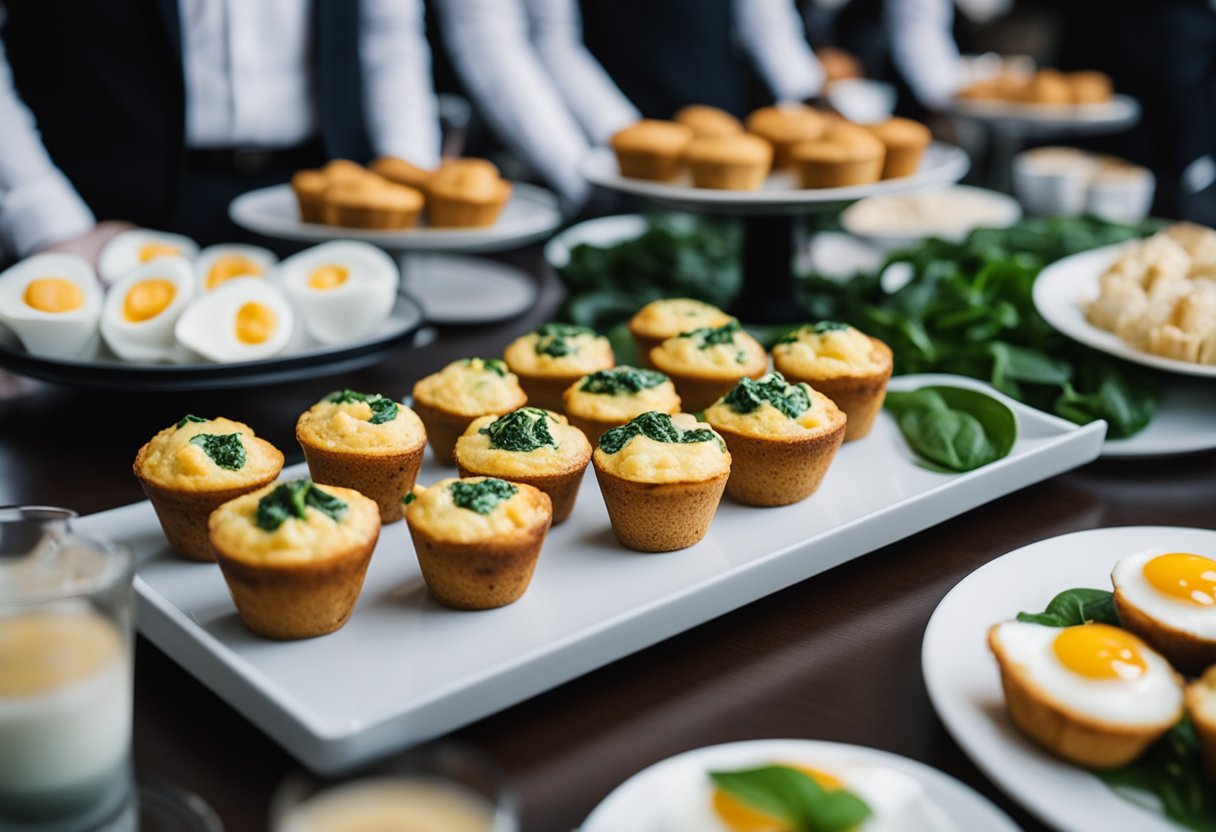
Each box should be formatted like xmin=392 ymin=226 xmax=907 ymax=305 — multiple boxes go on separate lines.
xmin=255 ymin=479 xmax=348 ymax=532
xmin=327 ymin=389 xmax=399 ymax=425
xmin=884 ymin=386 xmax=1017 ymax=473
xmin=534 ymin=323 xmax=595 ymax=357
xmin=176 ymin=414 xmax=207 ymax=429
xmin=479 ymin=407 xmax=557 ymax=452
xmin=709 ymin=766 xmax=872 ymax=832
xmin=580 ymin=366 xmax=667 ymax=395
xmin=680 ymin=320 xmax=741 ymax=349
xmin=460 ymin=357 xmax=507 ymax=377
xmin=1016 ymin=588 xmax=1120 ymax=627
xmin=1096 ymin=719 xmax=1216 ymax=832
xmin=722 ymin=373 xmax=811 ymax=419
xmin=598 ymin=411 xmax=723 ymax=454
xmin=188 ymin=433 xmax=246 ymax=471
xmin=449 ymin=478 xmax=518 ymax=515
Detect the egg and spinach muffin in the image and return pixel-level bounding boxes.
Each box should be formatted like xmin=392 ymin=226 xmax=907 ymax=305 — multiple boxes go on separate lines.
xmin=502 ymin=323 xmax=615 ymax=411
xmin=209 ymin=478 xmax=380 ymax=639
xmin=561 ymin=366 xmax=681 ymax=445
xmin=771 ymin=321 xmax=893 ymax=441
xmin=453 ymin=406 xmax=591 ymax=524
xmin=296 ymin=389 xmax=427 ymax=523
xmin=703 ymin=373 xmax=846 ymax=506
xmin=134 ymin=414 xmax=284 ymax=562
xmin=412 ymin=357 xmax=528 ymax=465
xmin=592 ymin=412 xmax=730 ymax=552
xmin=628 ymin=298 xmax=735 ymax=363
xmin=648 ymin=320 xmax=768 ymax=412
xmin=405 ymin=477 xmax=552 ymax=609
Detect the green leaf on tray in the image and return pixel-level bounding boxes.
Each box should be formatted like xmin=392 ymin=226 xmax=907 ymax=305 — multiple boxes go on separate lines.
xmin=884 ymin=385 xmax=1017 ymax=473
xmin=1016 ymin=588 xmax=1119 ymax=627
xmin=708 ymin=765 xmax=872 ymax=832
xmin=1097 ymin=719 xmax=1216 ymax=832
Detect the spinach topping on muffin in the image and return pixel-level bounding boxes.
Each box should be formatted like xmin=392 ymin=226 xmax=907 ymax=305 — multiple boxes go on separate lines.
xmin=599 ymin=411 xmax=724 ymax=454
xmin=777 ymin=320 xmax=851 ymax=343
xmin=327 ymin=389 xmax=399 ymax=425
xmin=255 ymin=478 xmax=348 ymax=531
xmin=176 ymin=413 xmax=208 ymax=429
xmin=722 ymin=373 xmax=811 ymax=420
xmin=449 ymin=478 xmax=518 ymax=515
xmin=534 ymin=323 xmax=596 ymax=358
xmin=479 ymin=407 xmax=558 ymax=452
xmin=188 ymin=433 xmax=246 ymax=471
xmin=580 ymin=366 xmax=667 ymax=396
xmin=459 ymin=357 xmax=507 ymax=376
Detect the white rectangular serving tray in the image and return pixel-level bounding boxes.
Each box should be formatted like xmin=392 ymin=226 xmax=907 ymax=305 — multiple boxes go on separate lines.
xmin=76 ymin=374 xmax=1106 ymax=774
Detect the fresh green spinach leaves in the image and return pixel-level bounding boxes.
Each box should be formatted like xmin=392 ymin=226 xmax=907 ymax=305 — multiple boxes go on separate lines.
xmin=884 ymin=386 xmax=1017 ymax=473
xmin=1016 ymin=588 xmax=1119 ymax=627
xmin=449 ymin=478 xmax=518 ymax=515
xmin=708 ymin=766 xmax=871 ymax=832
xmin=479 ymin=407 xmax=557 ymax=452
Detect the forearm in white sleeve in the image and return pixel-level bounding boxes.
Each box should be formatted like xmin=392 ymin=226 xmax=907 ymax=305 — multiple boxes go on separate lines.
xmin=437 ymin=0 xmax=595 ymax=209
xmin=525 ymin=0 xmax=638 ymax=145
xmin=886 ymin=0 xmax=963 ymax=110
xmin=0 ymin=7 xmax=94 ymax=257
xmin=734 ymin=0 xmax=824 ymax=103
xmin=361 ymin=0 xmax=442 ymax=168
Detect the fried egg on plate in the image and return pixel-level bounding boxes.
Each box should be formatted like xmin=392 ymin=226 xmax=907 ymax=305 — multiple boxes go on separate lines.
xmin=1113 ymin=549 xmax=1216 ymax=673
xmin=98 ymin=229 xmax=198 ymax=286
xmin=0 ymin=253 xmax=102 ymax=360
xmin=100 ymin=256 xmax=194 ymax=362
xmin=278 ymin=241 xmax=399 ymax=345
xmin=175 ymin=277 xmax=294 ymax=362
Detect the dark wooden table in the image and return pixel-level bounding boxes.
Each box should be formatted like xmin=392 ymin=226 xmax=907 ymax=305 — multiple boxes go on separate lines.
xmin=1 ymin=251 xmax=1213 ymax=832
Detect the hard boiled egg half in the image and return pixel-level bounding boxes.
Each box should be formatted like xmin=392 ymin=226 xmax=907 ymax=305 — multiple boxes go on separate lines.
xmin=194 ymin=244 xmax=277 ymax=293
xmin=98 ymin=229 xmax=198 ymax=286
xmin=175 ymin=277 xmax=294 ymax=362
xmin=100 ymin=257 xmax=195 ymax=362
xmin=279 ymin=241 xmax=399 ymax=345
xmin=0 ymin=253 xmax=102 ymax=360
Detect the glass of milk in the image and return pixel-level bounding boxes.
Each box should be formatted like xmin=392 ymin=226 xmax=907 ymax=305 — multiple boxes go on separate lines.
xmin=0 ymin=506 xmax=135 ymax=832
xmin=270 ymin=742 xmax=519 ymax=832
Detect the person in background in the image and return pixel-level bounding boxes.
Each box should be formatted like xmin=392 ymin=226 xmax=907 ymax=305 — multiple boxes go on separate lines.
xmin=0 ymin=0 xmax=441 ymax=263
xmin=437 ymin=0 xmax=826 ymax=213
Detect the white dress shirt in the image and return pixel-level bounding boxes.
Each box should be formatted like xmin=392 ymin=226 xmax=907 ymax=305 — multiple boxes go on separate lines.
xmin=440 ymin=0 xmax=825 ymax=209
xmin=886 ymin=0 xmax=964 ymax=110
xmin=0 ymin=0 xmax=440 ymax=258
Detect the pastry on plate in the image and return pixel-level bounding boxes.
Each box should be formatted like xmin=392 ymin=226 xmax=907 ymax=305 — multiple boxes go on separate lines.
xmin=866 ymin=117 xmax=931 ymax=180
xmin=502 ymin=323 xmax=615 ymax=412
xmin=685 ymin=133 xmax=773 ymax=190
xmin=673 ymin=104 xmax=743 ymax=138
xmin=209 ymin=478 xmax=380 ymax=639
xmin=1112 ymin=550 xmax=1216 ymax=675
xmin=1068 ymin=71 xmax=1113 ymax=105
xmin=412 ymin=357 xmax=528 ymax=465
xmin=1020 ymin=69 xmax=1072 ymax=106
xmin=322 ymin=180 xmax=424 ymax=230
xmin=744 ymin=104 xmax=826 ymax=169
xmin=1186 ymin=665 xmax=1216 ymax=782
xmin=563 ymin=366 xmax=681 ymax=445
xmin=611 ymin=119 xmax=694 ymax=181
xmin=628 ymin=298 xmax=734 ymax=366
xmin=405 ymin=476 xmax=552 ymax=609
xmin=290 ymin=170 xmax=329 ymax=223
xmin=426 ymin=158 xmax=512 ymax=228
xmin=648 ymin=320 xmax=767 ymax=412
xmin=790 ymin=124 xmax=885 ymax=189
xmin=134 ymin=414 xmax=284 ymax=561
xmin=703 ymin=372 xmax=846 ymax=506
xmin=369 ymin=156 xmax=434 ymax=191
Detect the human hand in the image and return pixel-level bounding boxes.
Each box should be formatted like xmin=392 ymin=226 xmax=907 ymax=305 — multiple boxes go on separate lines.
xmin=41 ymin=220 xmax=136 ymax=273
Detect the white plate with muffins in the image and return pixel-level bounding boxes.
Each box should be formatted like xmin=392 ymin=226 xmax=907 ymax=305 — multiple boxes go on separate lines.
xmin=923 ymin=525 xmax=1216 ymax=832
xmin=949 ymin=94 xmax=1140 ymax=134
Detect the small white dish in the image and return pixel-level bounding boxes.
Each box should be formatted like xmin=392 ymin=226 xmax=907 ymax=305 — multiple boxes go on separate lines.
xmin=841 ymin=185 xmax=1021 ymax=249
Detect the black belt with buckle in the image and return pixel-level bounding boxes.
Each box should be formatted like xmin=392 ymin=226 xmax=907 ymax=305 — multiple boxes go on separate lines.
xmin=187 ymin=140 xmax=325 ymax=176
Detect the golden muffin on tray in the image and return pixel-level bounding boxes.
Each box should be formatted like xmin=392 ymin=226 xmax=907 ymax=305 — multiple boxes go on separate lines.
xmin=592 ymin=412 xmax=730 ymax=552
xmin=685 ymin=133 xmax=773 ymax=190
xmin=296 ymin=389 xmax=427 ymax=524
xmin=866 ymin=117 xmax=932 ymax=180
xmin=628 ymin=298 xmax=735 ymax=366
xmin=673 ymin=104 xmax=744 ymax=138
xmin=790 ymin=124 xmax=886 ymax=189
xmin=209 ymin=478 xmax=381 ymax=639
xmin=426 ymin=158 xmax=512 ymax=228
xmin=134 ymin=414 xmax=284 ymax=562
xmin=412 ymin=357 xmax=528 ymax=465
xmin=703 ymin=372 xmax=846 ymax=507
xmin=745 ymin=104 xmax=826 ymax=169
xmin=453 ymin=406 xmax=591 ymax=524
xmin=503 ymin=323 xmax=615 ymax=412
xmin=611 ymin=119 xmax=694 ymax=181
xmin=369 ymin=156 xmax=434 ymax=191
xmin=648 ymin=320 xmax=767 ymax=412
xmin=563 ymin=366 xmax=682 ymax=446
xmin=322 ymin=180 xmax=425 ymax=230
xmin=405 ymin=476 xmax=552 ymax=609
xmin=771 ymin=321 xmax=893 ymax=441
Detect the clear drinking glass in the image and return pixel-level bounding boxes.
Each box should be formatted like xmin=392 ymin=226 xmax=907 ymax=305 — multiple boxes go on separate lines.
xmin=0 ymin=506 xmax=135 ymax=832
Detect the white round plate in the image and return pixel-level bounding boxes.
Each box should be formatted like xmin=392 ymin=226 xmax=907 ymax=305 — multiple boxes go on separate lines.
xmin=840 ymin=185 xmax=1021 ymax=250
xmin=1033 ymin=242 xmax=1216 ymax=378
xmin=580 ymin=739 xmax=1018 ymax=832
xmin=399 ymin=253 xmax=537 ymax=324
xmin=229 ymin=182 xmax=561 ymax=252
xmin=949 ymin=94 xmax=1140 ymax=134
xmin=923 ymin=525 xmax=1216 ymax=832
xmin=580 ymin=142 xmax=970 ymax=215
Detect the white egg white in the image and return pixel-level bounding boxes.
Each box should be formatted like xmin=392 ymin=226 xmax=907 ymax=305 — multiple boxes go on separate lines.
xmin=990 ymin=620 xmax=1183 ymax=726
xmin=175 ymin=277 xmax=294 ymax=363
xmin=193 ymin=244 xmax=278 ymax=294
xmin=0 ymin=253 xmax=102 ymax=360
xmin=1112 ymin=548 xmax=1216 ymax=639
xmin=98 ymin=229 xmax=198 ymax=286
xmin=279 ymin=241 xmax=399 ymax=346
xmin=100 ymin=256 xmax=195 ymax=362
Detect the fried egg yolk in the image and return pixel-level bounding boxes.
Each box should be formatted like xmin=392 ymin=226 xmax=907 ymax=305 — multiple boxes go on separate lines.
xmin=123 ymin=279 xmax=177 ymax=322
xmin=1143 ymin=552 xmax=1216 ymax=606
xmin=206 ymin=256 xmax=264 ymax=290
xmin=711 ymin=767 xmax=845 ymax=831
xmin=236 ymin=301 xmax=277 ymax=344
xmin=308 ymin=265 xmax=349 ymax=291
xmin=23 ymin=278 xmax=84 ymax=313
xmin=1053 ymin=623 xmax=1148 ymax=681
xmin=138 ymin=242 xmax=181 ymax=263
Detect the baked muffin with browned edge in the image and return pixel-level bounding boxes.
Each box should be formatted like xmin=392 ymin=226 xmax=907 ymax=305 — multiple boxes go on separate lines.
xmin=593 ymin=412 xmax=730 ymax=552
xmin=611 ymin=120 xmax=694 ymax=181
xmin=503 ymin=323 xmax=615 ymax=412
xmin=744 ymin=105 xmax=826 ymax=169
xmin=1068 ymin=71 xmax=1113 ymax=105
xmin=703 ymin=372 xmax=846 ymax=506
xmin=134 ymin=414 xmax=284 ymax=562
xmin=412 ymin=357 xmax=528 ymax=465
xmin=628 ymin=298 xmax=735 ymax=366
xmin=322 ymin=180 xmax=425 ymax=229
xmin=426 ymin=159 xmax=512 ymax=228
xmin=771 ymin=321 xmax=893 ymax=441
xmin=405 ymin=476 xmax=552 ymax=609
xmin=369 ymin=156 xmax=434 ymax=191
xmin=685 ymin=134 xmax=773 ymax=190
xmin=674 ymin=104 xmax=744 ymax=138
xmin=296 ymin=390 xmax=427 ymax=524
xmin=790 ymin=124 xmax=885 ymax=189
xmin=1187 ymin=666 xmax=1216 ymax=782
xmin=563 ymin=366 xmax=681 ymax=446
xmin=454 ymin=407 xmax=590 ymax=524
xmin=866 ymin=117 xmax=932 ymax=180
xmin=648 ymin=320 xmax=767 ymax=412
xmin=291 ymin=170 xmax=329 ymax=223
xmin=209 ymin=478 xmax=380 ymax=639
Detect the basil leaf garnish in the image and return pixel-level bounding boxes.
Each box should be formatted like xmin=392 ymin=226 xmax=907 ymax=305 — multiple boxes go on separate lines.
xmin=708 ymin=766 xmax=872 ymax=832
xmin=884 ymin=385 xmax=1017 ymax=473
xmin=580 ymin=366 xmax=666 ymax=396
xmin=479 ymin=407 xmax=557 ymax=452
xmin=176 ymin=414 xmax=207 ymax=429
xmin=327 ymin=389 xmax=399 ymax=425
xmin=255 ymin=479 xmax=348 ymax=532
xmin=449 ymin=478 xmax=518 ymax=515
xmin=722 ymin=373 xmax=811 ymax=419
xmin=534 ymin=323 xmax=595 ymax=358
xmin=188 ymin=433 xmax=246 ymax=471
xmin=598 ymin=411 xmax=722 ymax=454
xmin=1017 ymin=588 xmax=1119 ymax=628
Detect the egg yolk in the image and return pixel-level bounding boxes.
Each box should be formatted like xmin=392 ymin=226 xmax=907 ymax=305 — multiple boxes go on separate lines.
xmin=235 ymin=302 xmax=276 ymax=345
xmin=138 ymin=242 xmax=181 ymax=263
xmin=1053 ymin=623 xmax=1148 ymax=681
xmin=1144 ymin=553 xmax=1216 ymax=606
xmin=308 ymin=265 xmax=349 ymax=290
xmin=711 ymin=767 xmax=844 ymax=831
xmin=206 ymin=256 xmax=263 ymax=290
xmin=123 ymin=279 xmax=177 ymax=322
xmin=23 ymin=278 xmax=84 ymax=313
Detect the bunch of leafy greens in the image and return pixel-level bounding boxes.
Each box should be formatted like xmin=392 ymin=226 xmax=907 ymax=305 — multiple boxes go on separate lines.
xmin=188 ymin=433 xmax=246 ymax=471
xmin=449 ymin=478 xmax=518 ymax=515
xmin=328 ymin=389 xmax=399 ymax=425
xmin=884 ymin=386 xmax=1017 ymax=473
xmin=722 ymin=373 xmax=811 ymax=419
xmin=534 ymin=322 xmax=595 ymax=357
xmin=255 ymin=479 xmax=348 ymax=532
xmin=479 ymin=407 xmax=557 ymax=452
xmin=580 ymin=367 xmax=666 ymax=395
xmin=1017 ymin=588 xmax=1216 ymax=830
xmin=599 ymin=411 xmax=722 ymax=454
xmin=708 ymin=766 xmax=871 ymax=832
xmin=800 ymin=216 xmax=1164 ymax=438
